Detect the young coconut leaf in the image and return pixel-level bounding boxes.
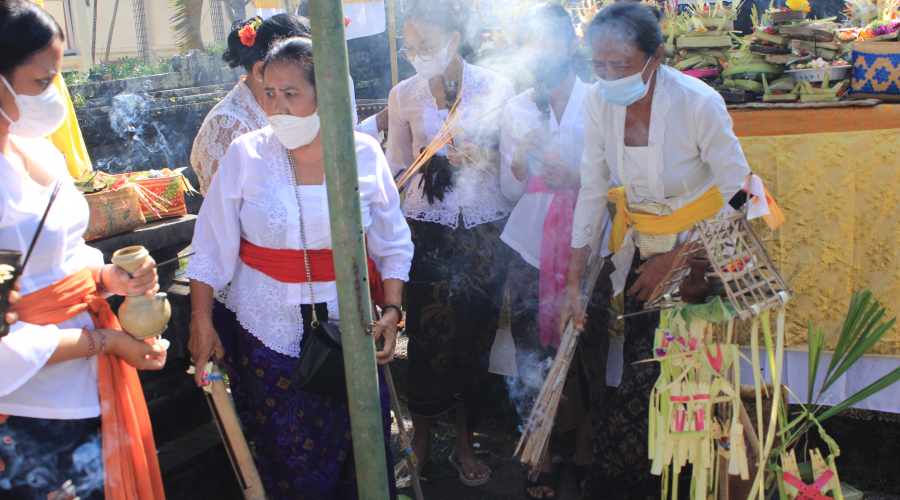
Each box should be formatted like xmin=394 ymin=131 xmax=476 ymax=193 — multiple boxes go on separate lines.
xmin=807 ymin=320 xmax=825 ymax=404
xmin=817 ymin=366 xmax=900 ymax=422
xmin=821 ymin=291 xmax=895 ymax=394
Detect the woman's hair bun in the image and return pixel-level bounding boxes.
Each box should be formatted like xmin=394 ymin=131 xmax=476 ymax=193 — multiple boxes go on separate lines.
xmin=223 ymin=14 xmax=311 ymax=73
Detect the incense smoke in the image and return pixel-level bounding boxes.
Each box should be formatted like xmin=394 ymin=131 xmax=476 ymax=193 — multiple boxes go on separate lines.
xmin=506 ymin=351 xmax=554 ymax=428
xmin=0 ymin=422 xmax=103 ymax=498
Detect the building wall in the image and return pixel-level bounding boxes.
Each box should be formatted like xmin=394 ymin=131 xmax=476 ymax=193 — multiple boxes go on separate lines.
xmin=43 ymin=0 xmax=255 ymax=73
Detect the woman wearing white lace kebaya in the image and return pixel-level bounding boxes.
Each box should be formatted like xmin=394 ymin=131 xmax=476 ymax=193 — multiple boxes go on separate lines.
xmin=190 ymin=14 xmax=382 ymax=195
xmin=558 ymin=4 xmax=750 ymax=499
xmin=385 ymin=0 xmax=514 ymax=486
xmin=185 ymin=38 xmax=412 ymax=498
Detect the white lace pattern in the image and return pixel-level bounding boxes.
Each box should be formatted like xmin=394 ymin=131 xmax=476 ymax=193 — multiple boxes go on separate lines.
xmin=190 ymin=77 xmax=268 ymax=195
xmin=186 ymin=129 xmax=414 ymax=357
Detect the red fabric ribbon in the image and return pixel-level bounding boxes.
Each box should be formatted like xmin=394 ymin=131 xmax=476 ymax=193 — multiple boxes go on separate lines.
xmin=239 ymin=238 xmax=385 ymax=307
xmin=525 ymin=176 xmax=578 ymax=349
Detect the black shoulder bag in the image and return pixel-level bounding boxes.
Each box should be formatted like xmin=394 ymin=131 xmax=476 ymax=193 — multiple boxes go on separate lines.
xmin=286 ymin=153 xmax=348 ymax=401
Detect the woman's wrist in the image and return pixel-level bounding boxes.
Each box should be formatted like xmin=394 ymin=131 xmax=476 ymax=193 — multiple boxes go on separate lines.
xmin=97 ymin=265 xmax=115 ymax=297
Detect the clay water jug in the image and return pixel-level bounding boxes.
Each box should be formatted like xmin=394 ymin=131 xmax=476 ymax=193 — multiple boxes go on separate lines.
xmin=680 ymin=257 xmax=712 ymax=305
xmin=112 ymin=246 xmax=171 ymax=339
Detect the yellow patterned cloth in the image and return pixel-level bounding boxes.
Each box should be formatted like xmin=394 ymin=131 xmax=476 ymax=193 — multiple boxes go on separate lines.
xmin=731 ymin=105 xmax=900 ymax=353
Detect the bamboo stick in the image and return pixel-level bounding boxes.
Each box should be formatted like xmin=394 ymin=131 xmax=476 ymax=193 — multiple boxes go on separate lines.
xmin=203 ymin=363 xmax=266 ymax=500
xmin=383 ymin=367 xmax=424 ymax=500
xmin=395 ymin=86 xmax=508 ymax=190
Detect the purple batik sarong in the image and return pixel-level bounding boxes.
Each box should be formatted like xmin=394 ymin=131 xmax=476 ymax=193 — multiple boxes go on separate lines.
xmin=213 ymin=302 xmax=397 ymax=500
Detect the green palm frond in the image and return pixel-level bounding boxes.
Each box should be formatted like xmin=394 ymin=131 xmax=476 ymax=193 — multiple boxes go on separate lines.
xmin=818 ymin=366 xmax=900 ymax=422
xmin=171 ymin=0 xmax=205 ymax=53
xmin=820 ymin=290 xmax=896 ymax=396
xmin=807 ymin=320 xmax=825 ymax=404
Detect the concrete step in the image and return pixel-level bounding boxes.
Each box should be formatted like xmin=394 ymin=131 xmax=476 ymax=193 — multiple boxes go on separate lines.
xmin=82 ymin=83 xmax=236 ymax=110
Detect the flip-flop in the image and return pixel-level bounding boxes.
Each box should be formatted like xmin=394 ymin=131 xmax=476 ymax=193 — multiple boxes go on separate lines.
xmin=525 ymin=465 xmax=559 ymax=498
xmin=573 ymin=456 xmax=590 ymax=490
xmin=447 ymin=456 xmax=490 ymax=487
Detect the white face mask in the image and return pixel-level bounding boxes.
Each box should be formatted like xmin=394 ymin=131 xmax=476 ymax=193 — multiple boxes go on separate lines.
xmin=596 ymin=56 xmax=654 ymax=107
xmin=0 ymin=75 xmax=66 ymax=138
xmin=268 ymin=111 xmax=321 ymax=149
xmin=412 ymin=41 xmax=453 ymax=81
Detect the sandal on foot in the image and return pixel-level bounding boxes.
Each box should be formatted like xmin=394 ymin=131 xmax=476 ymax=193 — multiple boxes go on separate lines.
xmin=573 ymin=458 xmax=589 ymax=490
xmin=525 ymin=465 xmax=559 ymax=498
xmin=448 ymin=456 xmax=490 ymax=487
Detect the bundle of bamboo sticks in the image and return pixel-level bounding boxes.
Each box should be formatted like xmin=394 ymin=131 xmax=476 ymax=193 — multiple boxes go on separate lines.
xmin=394 ymin=83 xmax=509 ymax=190
xmin=513 ymin=221 xmax=610 ymax=480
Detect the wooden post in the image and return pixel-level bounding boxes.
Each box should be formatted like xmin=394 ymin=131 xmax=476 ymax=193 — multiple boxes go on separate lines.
xmin=387 ymin=0 xmax=398 ymax=87
xmin=307 ymin=0 xmax=391 ymax=497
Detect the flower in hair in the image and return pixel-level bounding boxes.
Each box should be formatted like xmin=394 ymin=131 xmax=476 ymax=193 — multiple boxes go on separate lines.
xmin=239 ymin=19 xmax=262 ymax=47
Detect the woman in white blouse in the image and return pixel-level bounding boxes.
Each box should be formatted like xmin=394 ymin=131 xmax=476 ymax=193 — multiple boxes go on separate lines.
xmin=560 ymin=4 xmax=750 ymax=499
xmin=0 ymin=2 xmax=167 ymax=498
xmin=385 ymin=0 xmax=514 ymax=486
xmin=498 ymin=4 xmax=614 ymax=497
xmin=186 ymin=37 xmax=412 ymax=499
xmin=191 ymin=14 xmax=382 ymax=195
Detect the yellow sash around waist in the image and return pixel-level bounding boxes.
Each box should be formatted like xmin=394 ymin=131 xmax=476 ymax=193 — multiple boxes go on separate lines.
xmin=608 ymin=186 xmax=724 ymax=253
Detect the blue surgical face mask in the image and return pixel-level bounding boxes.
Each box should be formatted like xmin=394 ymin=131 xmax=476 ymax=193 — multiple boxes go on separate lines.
xmin=596 ymin=56 xmax=654 ymax=107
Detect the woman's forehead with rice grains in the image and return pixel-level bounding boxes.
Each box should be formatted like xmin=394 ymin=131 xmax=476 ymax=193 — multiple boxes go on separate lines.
xmin=591 ymin=30 xmax=644 ymax=80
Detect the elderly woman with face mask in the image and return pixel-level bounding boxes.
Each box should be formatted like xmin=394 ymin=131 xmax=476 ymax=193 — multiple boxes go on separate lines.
xmin=558 ymin=3 xmax=750 ymax=499
xmin=191 ymin=14 xmax=384 ymax=196
xmin=0 ymin=2 xmax=167 ymax=499
xmin=186 ymin=37 xmax=412 ymax=499
xmin=385 ymin=0 xmax=515 ymax=487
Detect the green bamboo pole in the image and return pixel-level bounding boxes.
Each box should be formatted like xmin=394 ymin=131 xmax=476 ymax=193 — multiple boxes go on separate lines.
xmin=307 ymin=1 xmax=390 ymax=498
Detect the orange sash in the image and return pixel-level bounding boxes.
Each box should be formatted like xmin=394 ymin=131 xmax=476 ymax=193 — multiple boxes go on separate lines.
xmin=10 ymin=267 xmax=165 ymax=500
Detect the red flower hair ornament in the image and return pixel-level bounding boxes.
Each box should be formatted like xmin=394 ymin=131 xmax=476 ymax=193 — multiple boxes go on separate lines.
xmin=239 ymin=18 xmax=263 ymax=47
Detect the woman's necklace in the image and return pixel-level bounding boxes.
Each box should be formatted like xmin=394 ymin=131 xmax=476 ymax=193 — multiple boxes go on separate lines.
xmin=287 ymin=151 xmax=324 ymax=185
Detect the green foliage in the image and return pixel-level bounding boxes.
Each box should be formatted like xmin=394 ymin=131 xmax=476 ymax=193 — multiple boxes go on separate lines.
xmin=205 ymin=44 xmax=226 ymax=59
xmin=64 ymin=56 xmax=175 ymax=87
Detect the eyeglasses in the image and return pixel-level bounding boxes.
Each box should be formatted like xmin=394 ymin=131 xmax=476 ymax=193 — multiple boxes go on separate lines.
xmin=398 ymin=40 xmax=451 ymax=62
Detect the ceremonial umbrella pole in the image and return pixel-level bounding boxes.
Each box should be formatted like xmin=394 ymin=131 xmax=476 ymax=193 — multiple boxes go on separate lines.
xmin=307 ymin=0 xmax=391 ymax=498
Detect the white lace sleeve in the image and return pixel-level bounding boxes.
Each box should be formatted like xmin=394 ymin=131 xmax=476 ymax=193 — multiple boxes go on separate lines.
xmin=385 ymin=85 xmax=415 ymax=178
xmin=185 ymin=140 xmax=245 ymax=290
xmin=190 ymin=114 xmax=254 ymax=196
xmin=572 ymin=89 xmax=611 ymax=251
xmin=361 ymin=137 xmax=414 ymax=282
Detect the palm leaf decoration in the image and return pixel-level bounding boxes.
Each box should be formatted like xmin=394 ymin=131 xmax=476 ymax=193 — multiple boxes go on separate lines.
xmin=767 ymin=289 xmax=900 ymax=466
xmin=171 ymin=0 xmax=205 ymax=53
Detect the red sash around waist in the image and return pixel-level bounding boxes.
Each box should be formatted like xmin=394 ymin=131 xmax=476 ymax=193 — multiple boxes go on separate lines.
xmin=239 ymin=237 xmax=385 ymax=307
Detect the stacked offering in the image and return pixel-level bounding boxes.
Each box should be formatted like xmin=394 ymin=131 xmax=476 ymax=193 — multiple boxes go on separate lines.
xmin=666 ymin=0 xmax=857 ymax=103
